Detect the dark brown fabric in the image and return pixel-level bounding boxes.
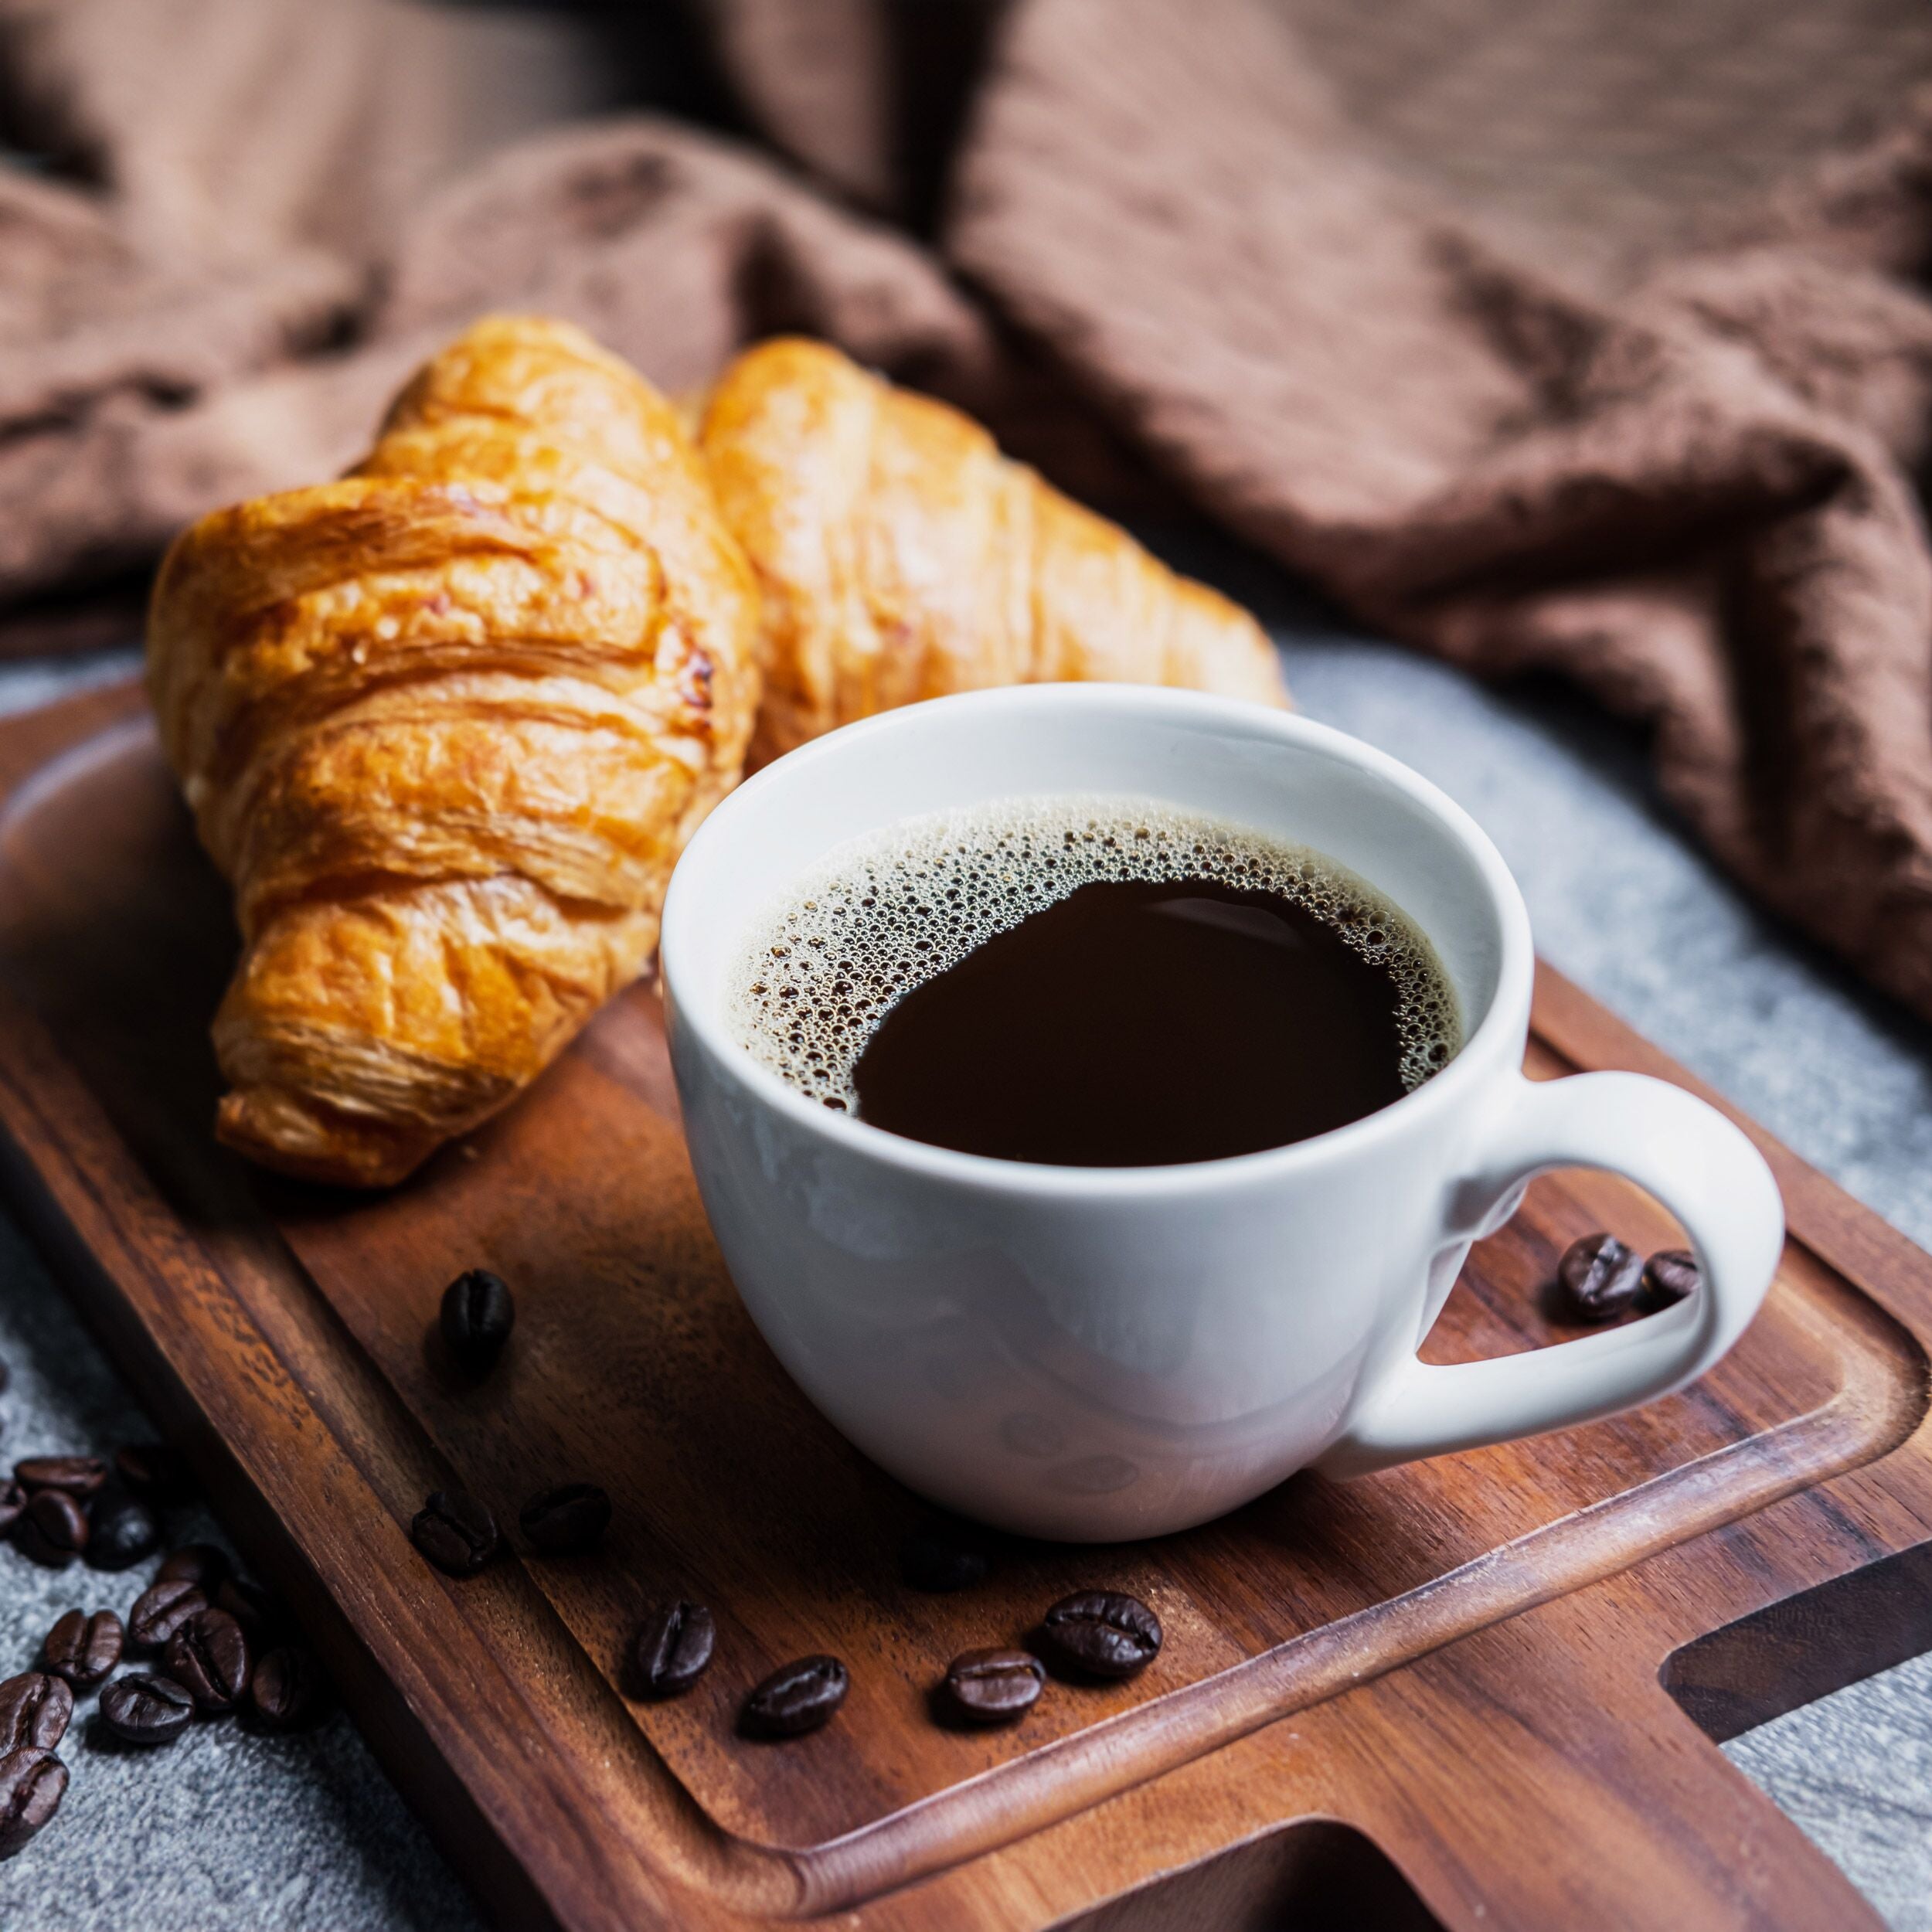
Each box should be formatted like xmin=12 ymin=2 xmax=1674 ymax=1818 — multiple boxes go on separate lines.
xmin=706 ymin=0 xmax=900 ymax=210
xmin=947 ymin=0 xmax=1932 ymax=1018
xmin=0 ymin=0 xmax=995 ymax=604
xmin=5 ymin=0 xmax=1932 ymax=1020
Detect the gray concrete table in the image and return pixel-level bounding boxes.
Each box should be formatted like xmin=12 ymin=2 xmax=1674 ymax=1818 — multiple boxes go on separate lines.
xmin=1 ymin=546 xmax=1928 ymax=1927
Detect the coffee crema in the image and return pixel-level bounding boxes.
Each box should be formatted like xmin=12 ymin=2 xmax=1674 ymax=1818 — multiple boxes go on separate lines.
xmin=727 ymin=798 xmax=1461 ymax=1165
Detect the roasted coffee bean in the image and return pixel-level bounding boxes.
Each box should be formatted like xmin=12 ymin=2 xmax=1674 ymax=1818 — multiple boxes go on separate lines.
xmin=0 ymin=1747 xmax=67 ymax=1856
xmin=1040 ymin=1590 xmax=1163 ymax=1679
xmin=0 ymin=1675 xmax=71 ymax=1753
xmin=113 ymin=1444 xmax=193 ymax=1504
xmin=86 ymin=1485 xmax=159 ymax=1572
xmin=1556 ymin=1232 xmax=1645 ymax=1321
xmin=128 ymin=1578 xmax=209 ymax=1650
xmin=0 ymin=1481 xmax=25 ymax=1536
xmin=439 ymin=1270 xmax=515 ymax=1371
xmin=42 ymin=1611 xmax=121 ymax=1689
xmin=519 ymin=1482 xmax=611 ymax=1556
xmin=165 ymin=1609 xmax=250 ymax=1714
xmin=13 ymin=1456 xmax=107 ymax=1499
xmin=249 ymin=1647 xmax=327 ymax=1731
xmin=632 ymin=1601 xmax=715 ymax=1699
xmin=213 ymin=1577 xmax=282 ymax=1645
xmin=943 ymin=1648 xmax=1046 ymax=1725
xmin=899 ymin=1522 xmax=990 ymax=1594
xmin=741 ymin=1655 xmax=848 ymax=1738
xmin=99 ymin=1673 xmax=194 ymax=1747
xmin=157 ymin=1544 xmax=230 ymax=1592
xmin=1644 ymin=1248 xmax=1701 ymax=1310
xmin=15 ymin=1491 xmax=87 ymax=1568
xmin=410 ymin=1490 xmax=499 ymax=1576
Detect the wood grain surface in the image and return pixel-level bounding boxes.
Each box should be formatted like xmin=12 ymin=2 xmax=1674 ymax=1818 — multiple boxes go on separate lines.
xmin=2 ymin=680 xmax=1930 ymax=1930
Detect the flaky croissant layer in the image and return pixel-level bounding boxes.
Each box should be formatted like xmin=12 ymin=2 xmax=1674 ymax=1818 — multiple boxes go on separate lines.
xmin=698 ymin=337 xmax=1287 ymax=765
xmin=150 ymin=318 xmax=1284 ymax=1188
xmin=148 ymin=315 xmax=760 ymax=1186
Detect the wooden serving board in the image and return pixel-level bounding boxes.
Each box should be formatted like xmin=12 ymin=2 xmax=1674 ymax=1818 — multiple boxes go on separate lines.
xmin=3 ymin=679 xmax=1931 ymax=1931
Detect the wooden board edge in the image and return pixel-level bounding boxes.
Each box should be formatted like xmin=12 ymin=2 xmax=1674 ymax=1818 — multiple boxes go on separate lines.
xmin=0 ymin=674 xmax=146 ymax=792
xmin=2 ymin=692 xmax=1930 ymax=1928
xmin=1532 ymin=962 xmax=1932 ymax=1331
xmin=0 ymin=994 xmax=577 ymax=1932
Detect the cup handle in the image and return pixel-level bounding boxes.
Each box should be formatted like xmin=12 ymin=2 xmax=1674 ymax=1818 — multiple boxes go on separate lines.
xmin=1318 ymin=1070 xmax=1784 ymax=1478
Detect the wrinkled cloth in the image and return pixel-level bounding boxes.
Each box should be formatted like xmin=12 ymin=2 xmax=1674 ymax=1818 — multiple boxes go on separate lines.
xmin=0 ymin=0 xmax=1000 ymax=621
xmin=951 ymin=0 xmax=1932 ymax=1023
xmin=6 ymin=0 xmax=1932 ymax=1022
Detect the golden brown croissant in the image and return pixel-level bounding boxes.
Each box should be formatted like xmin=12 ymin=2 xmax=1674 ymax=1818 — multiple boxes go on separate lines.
xmin=147 ymin=315 xmax=760 ymax=1187
xmin=697 ymin=337 xmax=1286 ymax=763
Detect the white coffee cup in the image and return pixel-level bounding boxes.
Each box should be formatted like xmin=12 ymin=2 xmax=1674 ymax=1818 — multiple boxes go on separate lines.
xmin=661 ymin=685 xmax=1782 ymax=1541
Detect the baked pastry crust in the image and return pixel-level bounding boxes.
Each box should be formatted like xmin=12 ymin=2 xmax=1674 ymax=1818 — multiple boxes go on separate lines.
xmin=148 ymin=315 xmax=760 ymax=1186
xmin=149 ymin=321 xmax=1281 ymax=1187
xmin=699 ymin=336 xmax=1287 ymax=764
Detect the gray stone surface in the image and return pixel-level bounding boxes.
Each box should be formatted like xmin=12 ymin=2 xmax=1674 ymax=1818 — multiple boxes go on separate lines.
xmin=1267 ymin=612 xmax=1932 ymax=1932
xmin=0 ymin=1217 xmax=480 ymax=1932
xmin=2 ymin=553 xmax=1930 ymax=1925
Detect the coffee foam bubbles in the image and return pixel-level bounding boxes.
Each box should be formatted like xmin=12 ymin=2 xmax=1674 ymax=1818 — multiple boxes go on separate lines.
xmin=728 ymin=795 xmax=1461 ymax=1114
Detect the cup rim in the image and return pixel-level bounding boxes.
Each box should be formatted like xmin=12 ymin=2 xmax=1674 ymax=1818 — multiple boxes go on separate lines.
xmin=661 ymin=683 xmax=1533 ymax=1196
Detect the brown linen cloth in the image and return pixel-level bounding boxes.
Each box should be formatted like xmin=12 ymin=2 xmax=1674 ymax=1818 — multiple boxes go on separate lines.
xmin=0 ymin=0 xmax=999 ymax=621
xmin=950 ymin=0 xmax=1932 ymax=1025
xmin=5 ymin=1 xmax=1932 ymax=1023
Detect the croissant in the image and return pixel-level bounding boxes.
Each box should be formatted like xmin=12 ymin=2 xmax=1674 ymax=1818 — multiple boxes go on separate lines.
xmin=147 ymin=315 xmax=760 ymax=1187
xmin=697 ymin=337 xmax=1286 ymax=764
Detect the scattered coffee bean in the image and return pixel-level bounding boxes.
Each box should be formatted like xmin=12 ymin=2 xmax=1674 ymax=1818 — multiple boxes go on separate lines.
xmin=15 ymin=1491 xmax=87 ymax=1568
xmin=899 ymin=1521 xmax=990 ymax=1594
xmin=113 ymin=1444 xmax=193 ymax=1504
xmin=742 ymin=1655 xmax=849 ymax=1738
xmin=213 ymin=1577 xmax=282 ymax=1644
xmin=0 ymin=1675 xmax=72 ymax=1753
xmin=943 ymin=1648 xmax=1046 ymax=1726
xmin=99 ymin=1673 xmax=194 ymax=1747
xmin=1644 ymin=1248 xmax=1700 ymax=1309
xmin=1556 ymin=1232 xmax=1645 ymax=1322
xmin=128 ymin=1579 xmax=209 ymax=1651
xmin=13 ymin=1457 xmax=107 ymax=1499
xmin=633 ymin=1601 xmax=715 ymax=1699
xmin=519 ymin=1482 xmax=611 ymax=1556
xmin=249 ymin=1647 xmax=327 ymax=1731
xmin=165 ymin=1609 xmax=250 ymax=1714
xmin=0 ymin=1747 xmax=67 ymax=1856
xmin=0 ymin=1481 xmax=25 ymax=1536
xmin=42 ymin=1611 xmax=121 ymax=1690
xmin=157 ymin=1545 xmax=230 ymax=1592
xmin=439 ymin=1270 xmax=515 ymax=1372
xmin=86 ymin=1485 xmax=159 ymax=1572
xmin=411 ymin=1490 xmax=500 ymax=1576
xmin=1040 ymin=1590 xmax=1163 ymax=1679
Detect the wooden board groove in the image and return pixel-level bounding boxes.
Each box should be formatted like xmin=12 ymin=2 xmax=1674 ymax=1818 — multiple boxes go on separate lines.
xmin=3 ymin=679 xmax=1931 ymax=1931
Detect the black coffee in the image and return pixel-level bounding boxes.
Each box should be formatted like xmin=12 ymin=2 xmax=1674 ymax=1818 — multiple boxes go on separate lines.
xmin=733 ymin=799 xmax=1458 ymax=1166
xmin=854 ymin=875 xmax=1411 ymax=1164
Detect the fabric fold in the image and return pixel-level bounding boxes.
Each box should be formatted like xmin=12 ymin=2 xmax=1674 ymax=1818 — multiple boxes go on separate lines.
xmin=6 ymin=0 xmax=1932 ymax=1019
